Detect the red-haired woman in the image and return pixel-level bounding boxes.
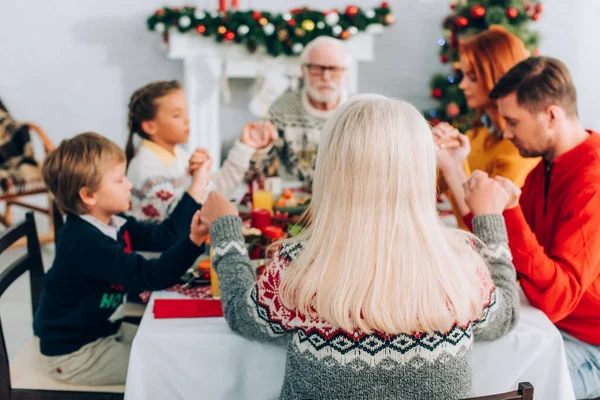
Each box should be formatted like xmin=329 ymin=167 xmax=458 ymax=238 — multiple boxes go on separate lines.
xmin=435 ymin=25 xmax=540 ymax=230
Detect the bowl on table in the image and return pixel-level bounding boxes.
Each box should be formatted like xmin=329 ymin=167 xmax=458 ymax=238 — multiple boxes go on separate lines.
xmin=273 ymin=189 xmax=311 ymax=216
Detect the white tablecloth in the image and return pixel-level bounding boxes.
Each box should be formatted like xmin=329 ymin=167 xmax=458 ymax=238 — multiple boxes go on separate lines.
xmin=125 ymin=291 xmax=575 ymax=400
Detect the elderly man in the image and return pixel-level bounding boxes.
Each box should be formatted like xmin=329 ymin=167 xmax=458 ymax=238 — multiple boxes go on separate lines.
xmin=247 ymin=36 xmax=350 ymax=187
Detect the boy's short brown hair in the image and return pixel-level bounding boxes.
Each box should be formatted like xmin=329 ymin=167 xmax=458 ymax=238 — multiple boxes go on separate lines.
xmin=42 ymin=132 xmax=126 ymax=215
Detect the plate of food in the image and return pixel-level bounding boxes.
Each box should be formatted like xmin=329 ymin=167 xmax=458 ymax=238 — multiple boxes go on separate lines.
xmin=274 ymin=189 xmax=311 ymax=215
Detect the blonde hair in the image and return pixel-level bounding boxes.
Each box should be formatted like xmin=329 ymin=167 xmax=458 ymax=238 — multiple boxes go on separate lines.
xmin=280 ymin=95 xmax=490 ymax=334
xmin=42 ymin=132 xmax=126 ymax=215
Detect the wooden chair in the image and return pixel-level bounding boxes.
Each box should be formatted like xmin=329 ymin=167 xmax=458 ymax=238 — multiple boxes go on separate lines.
xmin=0 ymin=122 xmax=56 ymax=245
xmin=0 ymin=213 xmax=124 ymax=400
xmin=51 ymin=200 xmax=63 ymax=244
xmin=464 ymin=382 xmax=534 ymax=400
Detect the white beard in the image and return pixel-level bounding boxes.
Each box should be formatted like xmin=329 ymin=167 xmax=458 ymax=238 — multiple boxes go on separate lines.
xmin=306 ymin=84 xmax=342 ymax=104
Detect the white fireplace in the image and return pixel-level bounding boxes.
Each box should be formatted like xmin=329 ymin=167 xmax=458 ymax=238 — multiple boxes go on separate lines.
xmin=165 ymin=26 xmax=383 ymax=166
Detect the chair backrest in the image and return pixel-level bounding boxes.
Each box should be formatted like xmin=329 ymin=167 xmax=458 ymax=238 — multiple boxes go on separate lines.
xmin=52 ymin=199 xmax=65 ymax=240
xmin=464 ymin=382 xmax=534 ymax=400
xmin=0 ymin=212 xmax=44 ymax=397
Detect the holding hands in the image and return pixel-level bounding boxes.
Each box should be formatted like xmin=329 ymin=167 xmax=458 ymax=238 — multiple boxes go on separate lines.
xmin=199 ymin=192 xmax=239 ymax=228
xmin=432 ymin=122 xmax=471 ymax=173
xmin=463 ymin=170 xmax=510 ymax=216
xmin=190 ymin=192 xmax=239 ymax=244
xmin=494 ymin=176 xmax=521 ymax=210
xmin=186 ymin=150 xmax=213 ymax=204
xmin=241 ymin=121 xmax=278 ymax=149
xmin=189 ymin=210 xmax=209 ymax=246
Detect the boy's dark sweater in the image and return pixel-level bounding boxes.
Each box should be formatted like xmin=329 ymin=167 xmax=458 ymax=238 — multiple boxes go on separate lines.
xmin=33 ymin=193 xmax=203 ymax=356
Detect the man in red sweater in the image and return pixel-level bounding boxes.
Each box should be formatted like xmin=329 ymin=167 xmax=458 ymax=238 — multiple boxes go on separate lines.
xmin=474 ymin=56 xmax=600 ymax=399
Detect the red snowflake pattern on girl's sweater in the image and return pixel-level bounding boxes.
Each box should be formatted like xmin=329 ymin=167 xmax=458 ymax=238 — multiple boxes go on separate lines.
xmin=142 ymin=204 xmax=160 ymax=218
xmin=156 ymin=190 xmax=174 ymax=201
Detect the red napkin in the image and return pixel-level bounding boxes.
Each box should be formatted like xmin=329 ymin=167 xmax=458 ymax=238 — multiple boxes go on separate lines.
xmin=153 ymin=298 xmax=223 ymax=319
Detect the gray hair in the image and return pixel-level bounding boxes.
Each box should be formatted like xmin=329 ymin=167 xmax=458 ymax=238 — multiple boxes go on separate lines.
xmin=300 ymin=36 xmax=350 ymax=66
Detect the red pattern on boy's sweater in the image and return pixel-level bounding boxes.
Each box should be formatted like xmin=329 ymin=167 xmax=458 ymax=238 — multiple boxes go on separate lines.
xmin=122 ymin=230 xmax=132 ymax=254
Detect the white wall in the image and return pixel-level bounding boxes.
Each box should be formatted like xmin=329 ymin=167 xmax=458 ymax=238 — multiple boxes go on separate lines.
xmin=1 ymin=0 xmax=598 ymax=159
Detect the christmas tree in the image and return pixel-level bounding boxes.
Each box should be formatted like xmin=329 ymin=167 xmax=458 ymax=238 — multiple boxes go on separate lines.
xmin=426 ymin=0 xmax=543 ymax=131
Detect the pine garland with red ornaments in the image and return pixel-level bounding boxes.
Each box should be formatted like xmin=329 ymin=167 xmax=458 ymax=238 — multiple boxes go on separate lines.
xmin=147 ymin=4 xmax=394 ymax=58
xmin=426 ymin=0 xmax=542 ymax=131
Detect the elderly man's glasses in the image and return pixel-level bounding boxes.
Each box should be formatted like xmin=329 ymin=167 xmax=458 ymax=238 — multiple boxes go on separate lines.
xmin=304 ymin=64 xmax=346 ymax=77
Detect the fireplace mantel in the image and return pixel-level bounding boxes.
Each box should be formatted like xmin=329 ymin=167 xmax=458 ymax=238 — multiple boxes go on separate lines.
xmin=165 ymin=26 xmax=383 ymax=165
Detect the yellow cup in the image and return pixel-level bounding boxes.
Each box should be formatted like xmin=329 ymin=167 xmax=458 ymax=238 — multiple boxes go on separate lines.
xmin=252 ymin=190 xmax=273 ymax=213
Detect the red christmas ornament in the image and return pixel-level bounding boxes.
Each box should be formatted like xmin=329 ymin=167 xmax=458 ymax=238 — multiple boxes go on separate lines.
xmin=287 ymin=19 xmax=296 ymax=26
xmin=432 ymin=88 xmax=443 ymax=99
xmin=525 ymin=4 xmax=532 ymax=13
xmin=431 ymin=117 xmax=441 ymax=126
xmin=440 ymin=54 xmax=449 ymax=63
xmin=381 ymin=2 xmax=390 ymax=8
xmin=456 ymin=16 xmax=469 ymax=28
xmin=532 ymin=13 xmax=540 ymax=21
xmin=450 ymin=2 xmax=456 ymax=10
xmin=506 ymin=8 xmax=519 ymax=19
xmin=340 ymin=30 xmax=351 ymax=40
xmin=252 ymin=11 xmax=262 ymax=19
xmin=172 ymin=7 xmax=179 ymax=12
xmin=470 ymin=5 xmax=486 ymax=19
xmin=535 ymin=3 xmax=543 ymax=13
xmin=156 ymin=9 xmax=165 ymax=16
xmin=196 ymin=25 xmax=206 ymax=34
xmin=345 ymin=6 xmax=359 ymax=17
xmin=446 ymin=103 xmax=460 ymax=118
xmin=224 ymin=31 xmax=235 ymax=41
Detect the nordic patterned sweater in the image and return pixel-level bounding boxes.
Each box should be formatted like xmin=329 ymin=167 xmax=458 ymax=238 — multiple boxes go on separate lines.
xmin=210 ymin=214 xmax=519 ymax=400
xmin=127 ymin=139 xmax=256 ymax=222
xmin=248 ymin=89 xmax=348 ymax=187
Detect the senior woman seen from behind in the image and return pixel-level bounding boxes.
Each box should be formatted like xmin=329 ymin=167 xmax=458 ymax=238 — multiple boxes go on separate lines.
xmin=199 ymin=95 xmax=519 ymax=400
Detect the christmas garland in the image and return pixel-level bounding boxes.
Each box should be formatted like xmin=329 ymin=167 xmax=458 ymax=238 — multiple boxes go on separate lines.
xmin=147 ymin=3 xmax=394 ymax=57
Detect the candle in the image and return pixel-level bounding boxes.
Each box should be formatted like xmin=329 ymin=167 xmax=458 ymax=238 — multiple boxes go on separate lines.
xmin=210 ymin=266 xmax=220 ymax=299
xmin=263 ymin=225 xmax=283 ymax=240
xmin=219 ymin=0 xmax=227 ymax=12
xmin=253 ymin=190 xmax=273 ymax=213
xmin=231 ymin=0 xmax=239 ymax=9
xmin=251 ymin=209 xmax=272 ymax=231
xmin=208 ymin=237 xmax=220 ymax=299
xmin=263 ymin=225 xmax=284 ymax=258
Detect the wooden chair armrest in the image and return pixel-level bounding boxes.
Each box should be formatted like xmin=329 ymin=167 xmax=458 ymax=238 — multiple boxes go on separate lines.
xmin=25 ymin=122 xmax=54 ymax=154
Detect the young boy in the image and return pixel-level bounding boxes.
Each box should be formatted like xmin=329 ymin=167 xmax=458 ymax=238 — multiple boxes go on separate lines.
xmin=33 ymin=132 xmax=211 ymax=385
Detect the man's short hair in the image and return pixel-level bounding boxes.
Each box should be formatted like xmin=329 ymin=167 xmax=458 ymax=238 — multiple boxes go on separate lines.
xmin=489 ymin=56 xmax=578 ymax=118
xmin=42 ymin=132 xmax=126 ymax=215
